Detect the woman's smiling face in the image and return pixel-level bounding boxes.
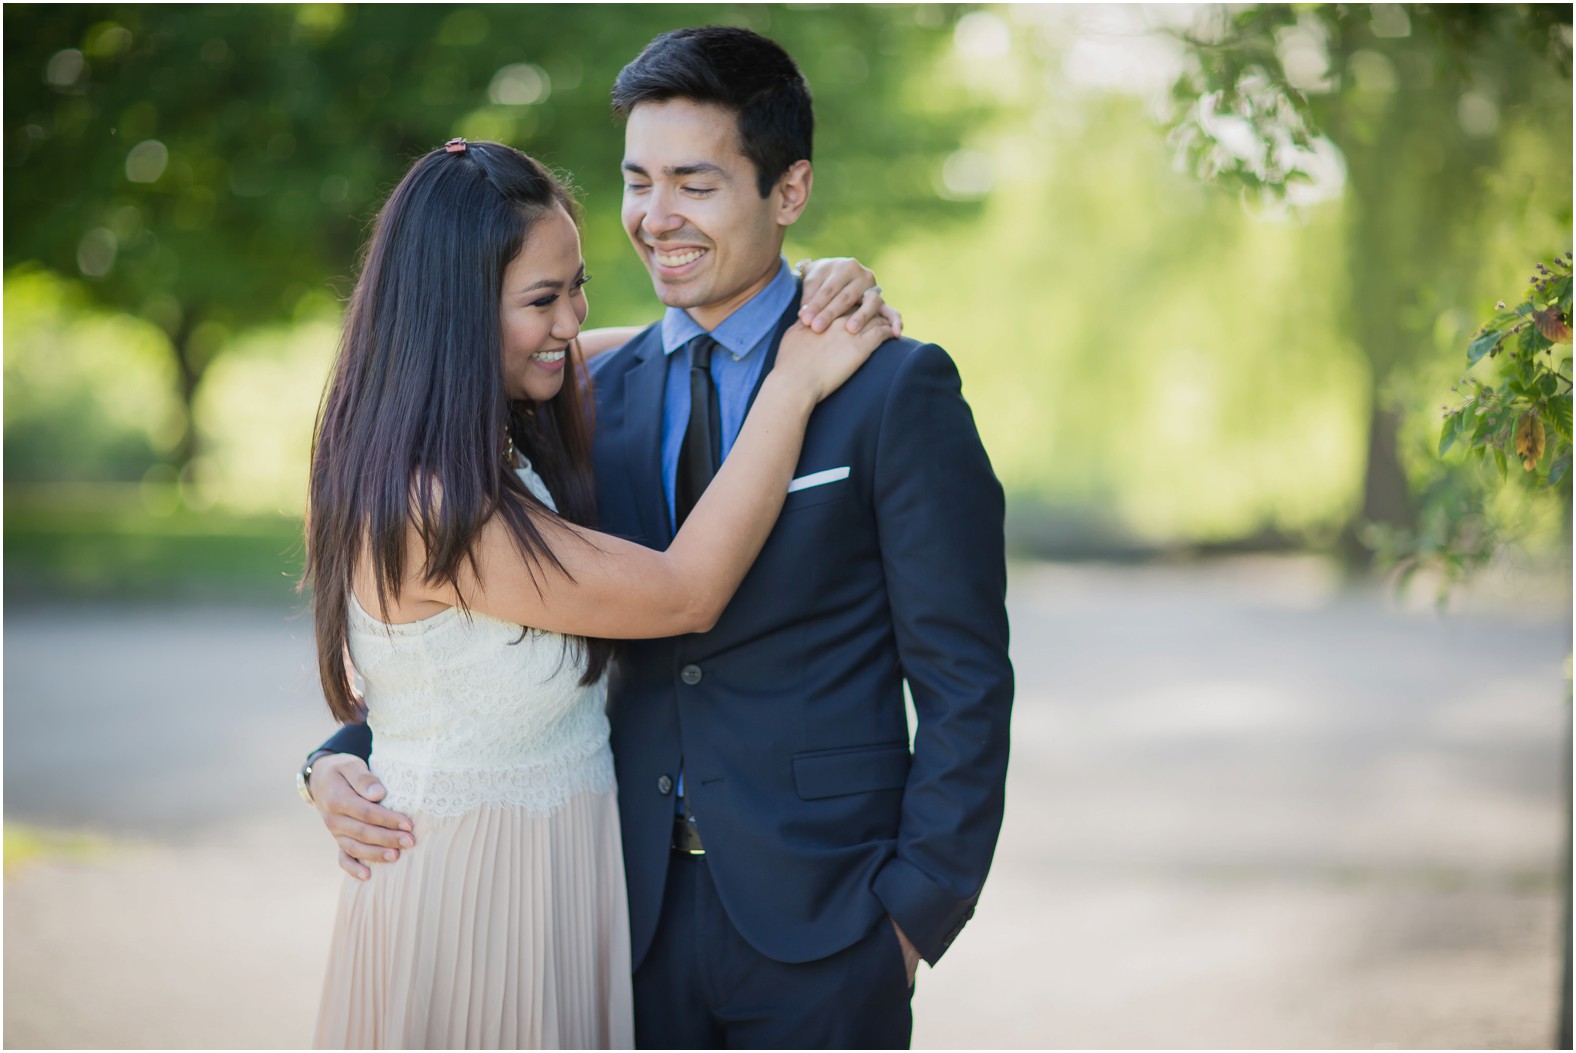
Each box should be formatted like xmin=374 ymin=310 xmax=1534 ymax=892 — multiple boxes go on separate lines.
xmin=498 ymin=205 xmax=589 ymax=403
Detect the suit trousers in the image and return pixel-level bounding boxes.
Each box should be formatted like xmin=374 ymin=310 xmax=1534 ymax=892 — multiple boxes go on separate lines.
xmin=633 ymin=853 xmax=914 ymax=1049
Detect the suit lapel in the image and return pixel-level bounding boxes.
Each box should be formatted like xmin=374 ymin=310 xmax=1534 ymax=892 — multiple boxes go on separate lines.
xmin=622 ymin=333 xmax=674 ymax=548
xmin=744 ymin=288 xmax=804 ymax=413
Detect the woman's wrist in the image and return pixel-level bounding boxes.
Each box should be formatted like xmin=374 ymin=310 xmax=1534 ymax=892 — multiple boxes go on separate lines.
xmin=758 ymin=370 xmax=820 ymax=415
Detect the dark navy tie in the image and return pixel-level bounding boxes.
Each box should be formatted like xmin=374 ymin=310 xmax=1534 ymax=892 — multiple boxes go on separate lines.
xmin=675 ymin=334 xmax=722 ymax=529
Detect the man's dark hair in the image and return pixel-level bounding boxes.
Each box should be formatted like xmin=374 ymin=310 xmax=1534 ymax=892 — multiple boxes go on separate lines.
xmin=611 ymin=26 xmax=813 ymax=198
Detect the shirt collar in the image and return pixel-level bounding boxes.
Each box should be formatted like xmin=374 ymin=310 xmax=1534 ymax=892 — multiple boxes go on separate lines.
xmin=660 ymin=258 xmax=797 ymax=359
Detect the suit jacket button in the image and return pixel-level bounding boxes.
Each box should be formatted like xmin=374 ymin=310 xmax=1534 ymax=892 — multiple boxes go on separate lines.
xmin=680 ymin=664 xmax=703 ymax=685
xmin=657 ymin=774 xmax=674 ymax=795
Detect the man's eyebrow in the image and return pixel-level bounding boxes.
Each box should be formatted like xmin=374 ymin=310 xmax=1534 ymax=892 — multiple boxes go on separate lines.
xmin=669 ymin=163 xmax=728 ymax=179
xmin=621 ymin=161 xmax=730 ymax=180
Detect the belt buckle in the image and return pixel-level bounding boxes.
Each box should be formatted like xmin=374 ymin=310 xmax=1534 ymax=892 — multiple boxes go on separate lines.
xmin=672 ymin=815 xmax=705 ymax=855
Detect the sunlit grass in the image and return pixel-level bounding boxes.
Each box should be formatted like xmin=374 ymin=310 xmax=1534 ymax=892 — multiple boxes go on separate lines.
xmin=5 ymin=486 xmax=304 ymax=600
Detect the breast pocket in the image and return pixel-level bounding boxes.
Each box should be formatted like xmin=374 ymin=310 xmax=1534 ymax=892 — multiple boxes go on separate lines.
xmin=782 ymin=466 xmax=852 ymax=512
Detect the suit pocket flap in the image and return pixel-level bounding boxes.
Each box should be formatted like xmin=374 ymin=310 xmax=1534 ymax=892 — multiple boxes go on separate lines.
xmin=781 ymin=475 xmax=850 ymax=511
xmin=793 ymin=743 xmax=911 ymax=800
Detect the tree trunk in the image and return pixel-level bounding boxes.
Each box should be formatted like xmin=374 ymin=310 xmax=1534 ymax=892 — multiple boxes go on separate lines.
xmin=1340 ymin=399 xmax=1415 ymax=566
xmin=169 ymin=314 xmax=201 ymax=482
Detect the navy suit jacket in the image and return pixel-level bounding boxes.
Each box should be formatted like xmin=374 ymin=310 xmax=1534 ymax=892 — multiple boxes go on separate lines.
xmin=321 ymin=295 xmax=1012 ymax=971
xmin=586 ymin=299 xmax=1012 ymax=969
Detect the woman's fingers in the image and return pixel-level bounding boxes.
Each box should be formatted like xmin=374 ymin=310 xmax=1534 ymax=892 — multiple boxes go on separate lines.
xmin=798 ymin=258 xmax=877 ymax=333
xmin=879 ymin=303 xmax=903 ymax=338
xmin=807 ymin=278 xmax=874 ymax=332
xmin=842 ymin=288 xmax=899 ymax=335
xmin=796 ymin=257 xmax=850 ymax=321
xmin=796 ymin=259 xmax=899 ymax=336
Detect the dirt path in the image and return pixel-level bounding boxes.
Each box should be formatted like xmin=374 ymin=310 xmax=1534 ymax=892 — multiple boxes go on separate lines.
xmin=5 ymin=558 xmax=1568 ymax=1048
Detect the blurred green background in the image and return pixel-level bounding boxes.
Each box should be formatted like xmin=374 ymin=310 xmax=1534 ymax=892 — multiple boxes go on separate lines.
xmin=5 ymin=3 xmax=1571 ymax=598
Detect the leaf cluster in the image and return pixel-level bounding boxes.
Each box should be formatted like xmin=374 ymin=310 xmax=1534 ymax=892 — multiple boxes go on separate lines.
xmin=1165 ymin=6 xmax=1316 ymax=199
xmin=1440 ymin=253 xmax=1574 ymax=490
xmin=1163 ymin=5 xmax=1573 ymax=201
xmin=1361 ymin=463 xmax=1497 ymax=608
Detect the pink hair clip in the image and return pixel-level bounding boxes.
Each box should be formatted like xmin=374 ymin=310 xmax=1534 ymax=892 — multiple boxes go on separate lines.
xmin=444 ymin=137 xmax=468 ymax=153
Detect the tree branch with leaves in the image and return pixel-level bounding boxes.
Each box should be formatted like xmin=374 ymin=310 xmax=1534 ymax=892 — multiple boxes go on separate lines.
xmin=1443 ymin=253 xmax=1574 ymax=485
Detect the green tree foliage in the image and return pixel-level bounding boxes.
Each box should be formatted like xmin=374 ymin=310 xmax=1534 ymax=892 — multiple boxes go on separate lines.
xmin=1444 ymin=252 xmax=1573 ymax=483
xmin=4 ymin=3 xmax=980 ymax=481
xmin=1161 ymin=4 xmax=1573 ymax=562
xmin=1388 ymin=252 xmax=1575 ymax=596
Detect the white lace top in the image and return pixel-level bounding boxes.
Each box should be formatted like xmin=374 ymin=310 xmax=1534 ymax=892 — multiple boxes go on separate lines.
xmin=348 ymin=462 xmax=614 ymax=820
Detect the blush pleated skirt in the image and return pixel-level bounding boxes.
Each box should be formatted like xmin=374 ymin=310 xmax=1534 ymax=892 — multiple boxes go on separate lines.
xmin=313 ymin=788 xmax=634 ymax=1049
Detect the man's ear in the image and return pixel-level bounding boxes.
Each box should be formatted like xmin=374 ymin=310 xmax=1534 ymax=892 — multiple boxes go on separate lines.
xmin=774 ymin=160 xmax=813 ymax=227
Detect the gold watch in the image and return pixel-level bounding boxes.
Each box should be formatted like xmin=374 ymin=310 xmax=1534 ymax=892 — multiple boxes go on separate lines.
xmin=296 ymin=753 xmax=330 ymax=806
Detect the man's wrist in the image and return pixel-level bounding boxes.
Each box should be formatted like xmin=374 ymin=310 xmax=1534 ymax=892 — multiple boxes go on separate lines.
xmin=296 ymin=749 xmax=340 ymax=805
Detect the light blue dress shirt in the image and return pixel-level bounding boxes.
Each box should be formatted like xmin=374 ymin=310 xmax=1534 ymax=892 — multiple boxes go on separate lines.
xmin=659 ymin=258 xmax=798 ymax=532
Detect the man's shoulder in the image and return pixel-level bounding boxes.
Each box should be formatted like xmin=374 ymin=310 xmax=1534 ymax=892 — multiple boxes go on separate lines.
xmin=871 ymin=333 xmax=946 ymax=365
xmin=848 ymin=333 xmax=959 ymax=393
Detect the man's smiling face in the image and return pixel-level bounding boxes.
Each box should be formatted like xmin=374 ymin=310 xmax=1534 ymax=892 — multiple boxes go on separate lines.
xmin=621 ymin=97 xmax=808 ymax=331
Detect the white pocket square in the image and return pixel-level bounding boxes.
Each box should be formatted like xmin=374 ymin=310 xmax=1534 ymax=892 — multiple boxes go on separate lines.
xmin=787 ymin=466 xmax=851 ymax=493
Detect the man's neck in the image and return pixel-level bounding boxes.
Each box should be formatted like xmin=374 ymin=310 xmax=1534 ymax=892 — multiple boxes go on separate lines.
xmin=685 ymin=259 xmax=784 ymax=332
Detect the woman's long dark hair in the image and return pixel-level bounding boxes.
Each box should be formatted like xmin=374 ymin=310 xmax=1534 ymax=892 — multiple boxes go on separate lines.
xmin=303 ymin=141 xmax=611 ymax=723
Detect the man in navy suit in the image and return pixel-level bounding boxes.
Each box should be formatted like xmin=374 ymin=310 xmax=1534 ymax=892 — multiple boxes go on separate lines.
xmin=303 ymin=26 xmax=1012 ymax=1048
